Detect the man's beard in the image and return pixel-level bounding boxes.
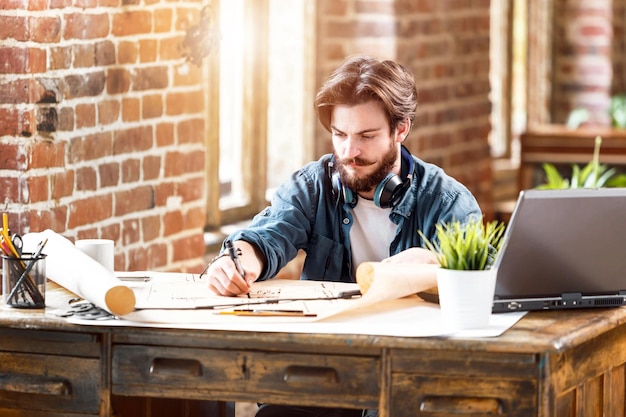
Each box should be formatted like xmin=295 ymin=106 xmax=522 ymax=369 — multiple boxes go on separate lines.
xmin=335 ymin=143 xmax=397 ymax=193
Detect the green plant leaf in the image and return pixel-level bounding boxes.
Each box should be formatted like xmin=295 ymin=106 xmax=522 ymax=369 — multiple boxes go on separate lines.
xmin=606 ymin=173 xmax=626 ymax=187
xmin=535 ymin=135 xmax=626 ymax=190
xmin=595 ymin=167 xmax=617 ymax=187
xmin=537 ymin=163 xmax=567 ymax=189
xmin=566 ymin=108 xmax=590 ymax=129
xmin=578 ymin=162 xmax=595 ymax=188
xmin=610 ymin=95 xmax=626 ymax=128
xmin=570 ymin=164 xmax=581 ymax=188
xmin=418 ymin=217 xmax=506 ymax=271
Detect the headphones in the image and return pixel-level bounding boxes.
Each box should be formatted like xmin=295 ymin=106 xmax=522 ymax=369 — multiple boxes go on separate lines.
xmin=329 ymin=145 xmax=414 ymax=209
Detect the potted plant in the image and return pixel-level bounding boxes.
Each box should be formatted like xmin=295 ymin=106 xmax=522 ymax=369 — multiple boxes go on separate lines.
xmin=419 ymin=216 xmax=506 ymax=331
xmin=537 ymin=135 xmax=626 ymax=189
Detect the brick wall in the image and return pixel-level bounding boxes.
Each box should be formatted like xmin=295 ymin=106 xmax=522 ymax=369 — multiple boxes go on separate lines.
xmin=0 ymin=0 xmax=207 ymax=272
xmin=551 ymin=0 xmax=615 ymax=125
xmin=612 ymin=0 xmax=626 ymax=95
xmin=315 ymin=0 xmax=494 ymax=216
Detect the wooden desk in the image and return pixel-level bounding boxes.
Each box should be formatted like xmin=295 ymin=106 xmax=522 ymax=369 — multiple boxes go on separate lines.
xmin=2 ymin=301 xmax=626 ymax=416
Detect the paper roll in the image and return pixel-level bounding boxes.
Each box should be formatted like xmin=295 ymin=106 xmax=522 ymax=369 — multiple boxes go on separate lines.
xmin=356 ymin=262 xmax=438 ymax=300
xmin=22 ymin=230 xmax=135 ymax=315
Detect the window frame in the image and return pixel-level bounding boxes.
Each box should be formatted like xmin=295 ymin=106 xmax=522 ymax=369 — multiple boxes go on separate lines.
xmin=205 ymin=0 xmax=270 ymax=228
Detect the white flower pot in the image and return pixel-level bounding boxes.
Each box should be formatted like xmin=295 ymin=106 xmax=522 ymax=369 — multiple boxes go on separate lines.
xmin=437 ymin=267 xmax=497 ymax=331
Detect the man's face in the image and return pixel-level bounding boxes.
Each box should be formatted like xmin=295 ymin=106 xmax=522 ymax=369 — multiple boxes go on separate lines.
xmin=330 ymin=100 xmax=404 ymax=197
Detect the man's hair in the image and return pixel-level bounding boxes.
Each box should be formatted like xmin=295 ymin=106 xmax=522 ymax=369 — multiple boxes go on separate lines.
xmin=314 ymin=55 xmax=418 ymax=134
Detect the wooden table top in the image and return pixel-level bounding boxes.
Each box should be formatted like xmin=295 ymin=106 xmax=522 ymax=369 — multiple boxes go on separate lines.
xmin=3 ymin=283 xmax=626 ymax=356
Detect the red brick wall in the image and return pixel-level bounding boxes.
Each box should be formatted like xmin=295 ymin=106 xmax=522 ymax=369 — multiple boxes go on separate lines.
xmin=552 ymin=0 xmax=615 ymax=125
xmin=612 ymin=0 xmax=626 ymax=95
xmin=315 ymin=0 xmax=494 ymax=215
xmin=0 ymin=0 xmax=207 ymax=272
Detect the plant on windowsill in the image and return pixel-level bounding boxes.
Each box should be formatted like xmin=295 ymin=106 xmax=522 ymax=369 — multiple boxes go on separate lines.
xmin=537 ymin=136 xmax=626 ymax=189
xmin=418 ymin=216 xmax=506 ymax=331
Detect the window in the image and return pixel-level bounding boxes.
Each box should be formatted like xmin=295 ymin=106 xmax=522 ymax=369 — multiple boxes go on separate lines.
xmin=205 ymin=0 xmax=315 ymax=229
xmin=490 ymin=0 xmax=553 ymax=162
xmin=490 ymin=0 xmax=527 ymax=161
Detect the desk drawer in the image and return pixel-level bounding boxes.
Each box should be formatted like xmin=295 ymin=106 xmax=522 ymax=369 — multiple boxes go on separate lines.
xmin=0 ymin=351 xmax=101 ymax=414
xmin=390 ymin=374 xmax=537 ymax=417
xmin=0 ymin=328 xmax=101 ymax=414
xmin=113 ymin=345 xmax=379 ymax=408
xmin=388 ymin=349 xmax=539 ymax=417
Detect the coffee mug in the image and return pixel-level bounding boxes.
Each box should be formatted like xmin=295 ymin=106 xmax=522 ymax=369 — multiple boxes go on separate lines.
xmin=75 ymin=239 xmax=114 ymax=272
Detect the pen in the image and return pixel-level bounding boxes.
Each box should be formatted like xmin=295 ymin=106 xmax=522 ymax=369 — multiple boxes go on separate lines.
xmin=225 ymin=239 xmax=250 ymax=298
xmin=225 ymin=239 xmax=245 ymax=278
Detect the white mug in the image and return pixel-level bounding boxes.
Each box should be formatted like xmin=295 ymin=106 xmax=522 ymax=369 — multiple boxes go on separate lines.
xmin=75 ymin=239 xmax=115 ymax=272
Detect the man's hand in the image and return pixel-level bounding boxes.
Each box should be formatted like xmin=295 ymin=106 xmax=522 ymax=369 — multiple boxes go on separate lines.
xmin=206 ymin=240 xmax=264 ymax=296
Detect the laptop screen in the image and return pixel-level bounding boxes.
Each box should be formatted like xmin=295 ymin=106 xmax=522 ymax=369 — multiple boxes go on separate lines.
xmin=493 ymin=188 xmax=626 ymax=311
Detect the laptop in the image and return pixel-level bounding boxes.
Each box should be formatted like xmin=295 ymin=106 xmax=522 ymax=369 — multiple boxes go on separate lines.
xmin=492 ymin=188 xmax=626 ymax=313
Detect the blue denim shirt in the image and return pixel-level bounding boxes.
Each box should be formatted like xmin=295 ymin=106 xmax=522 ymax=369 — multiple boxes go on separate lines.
xmin=228 ymin=153 xmax=481 ymax=283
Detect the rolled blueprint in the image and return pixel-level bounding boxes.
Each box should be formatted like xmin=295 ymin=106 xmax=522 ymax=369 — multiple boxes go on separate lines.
xmin=355 ymin=262 xmax=438 ymax=301
xmin=22 ymin=230 xmax=135 ymax=315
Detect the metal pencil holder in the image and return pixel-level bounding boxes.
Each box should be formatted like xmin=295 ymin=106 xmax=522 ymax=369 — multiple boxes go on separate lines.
xmin=1 ymin=253 xmax=47 ymax=308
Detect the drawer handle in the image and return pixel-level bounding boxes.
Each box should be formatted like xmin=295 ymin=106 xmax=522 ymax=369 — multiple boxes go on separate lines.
xmin=150 ymin=358 xmax=203 ymax=377
xmin=283 ymin=366 xmax=339 ymax=385
xmin=420 ymin=396 xmax=503 ymax=414
xmin=0 ymin=374 xmax=71 ymax=396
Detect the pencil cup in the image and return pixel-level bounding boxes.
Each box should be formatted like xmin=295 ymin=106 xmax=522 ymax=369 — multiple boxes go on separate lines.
xmin=75 ymin=239 xmax=114 ymax=272
xmin=2 ymin=253 xmax=47 ymax=309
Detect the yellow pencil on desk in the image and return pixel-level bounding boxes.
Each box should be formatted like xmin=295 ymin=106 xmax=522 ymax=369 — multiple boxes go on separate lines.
xmin=217 ymin=309 xmax=317 ymax=317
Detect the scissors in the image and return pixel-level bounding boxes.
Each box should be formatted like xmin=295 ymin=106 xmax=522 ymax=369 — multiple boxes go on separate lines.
xmin=11 ymin=234 xmax=23 ymax=256
xmin=56 ymin=299 xmax=115 ymax=320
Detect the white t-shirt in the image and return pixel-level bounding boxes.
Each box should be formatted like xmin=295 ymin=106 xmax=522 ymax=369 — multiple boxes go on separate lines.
xmin=349 ymin=197 xmax=396 ymax=276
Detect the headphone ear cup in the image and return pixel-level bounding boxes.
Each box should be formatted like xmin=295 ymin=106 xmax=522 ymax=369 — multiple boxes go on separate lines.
xmin=374 ymin=146 xmax=414 ymax=208
xmin=373 ymin=173 xmax=404 ymax=208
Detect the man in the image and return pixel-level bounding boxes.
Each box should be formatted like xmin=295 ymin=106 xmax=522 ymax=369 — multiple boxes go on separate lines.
xmin=206 ymin=55 xmax=482 ymax=417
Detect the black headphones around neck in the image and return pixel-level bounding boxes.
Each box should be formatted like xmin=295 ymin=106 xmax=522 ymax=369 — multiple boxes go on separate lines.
xmin=329 ymin=145 xmax=414 ymax=209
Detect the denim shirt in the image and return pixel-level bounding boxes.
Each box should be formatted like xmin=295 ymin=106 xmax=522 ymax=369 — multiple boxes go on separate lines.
xmin=228 ymin=153 xmax=481 ymax=283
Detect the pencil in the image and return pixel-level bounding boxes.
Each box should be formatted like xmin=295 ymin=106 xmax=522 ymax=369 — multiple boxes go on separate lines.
xmin=217 ymin=310 xmax=317 ymax=317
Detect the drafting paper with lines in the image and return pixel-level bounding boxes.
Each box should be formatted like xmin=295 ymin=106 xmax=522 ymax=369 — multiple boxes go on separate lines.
xmin=123 ymin=271 xmax=360 ymax=312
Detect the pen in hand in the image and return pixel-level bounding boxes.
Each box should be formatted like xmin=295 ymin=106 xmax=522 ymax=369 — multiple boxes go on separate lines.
xmin=225 ymin=239 xmax=250 ymax=298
